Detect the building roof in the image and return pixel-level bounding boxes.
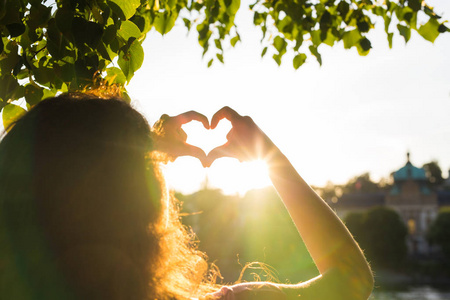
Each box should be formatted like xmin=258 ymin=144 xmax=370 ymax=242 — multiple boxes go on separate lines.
xmin=393 ymin=152 xmax=427 ymax=181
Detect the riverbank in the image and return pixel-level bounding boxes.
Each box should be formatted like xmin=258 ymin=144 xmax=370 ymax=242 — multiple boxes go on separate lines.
xmin=373 ymin=260 xmax=450 ymax=289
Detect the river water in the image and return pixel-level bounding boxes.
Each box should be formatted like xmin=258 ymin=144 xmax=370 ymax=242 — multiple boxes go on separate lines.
xmin=370 ymin=286 xmax=450 ymax=299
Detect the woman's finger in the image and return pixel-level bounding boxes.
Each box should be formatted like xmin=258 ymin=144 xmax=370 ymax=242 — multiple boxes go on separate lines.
xmin=206 ymin=142 xmax=235 ymax=167
xmin=179 ymin=144 xmax=208 ymax=167
xmin=174 ymin=111 xmax=210 ymax=129
xmin=210 ymin=106 xmax=240 ymax=129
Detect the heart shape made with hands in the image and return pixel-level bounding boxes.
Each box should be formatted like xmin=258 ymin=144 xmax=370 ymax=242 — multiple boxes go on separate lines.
xmin=182 ymin=119 xmax=232 ymax=155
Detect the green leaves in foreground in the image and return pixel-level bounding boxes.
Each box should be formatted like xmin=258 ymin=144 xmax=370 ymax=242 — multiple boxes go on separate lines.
xmin=118 ymin=39 xmax=144 ymax=83
xmin=2 ymin=103 xmax=26 ymax=129
xmin=108 ymin=0 xmax=141 ymax=20
xmin=250 ymin=0 xmax=448 ymax=66
xmin=0 ymin=0 xmax=448 ymax=117
xmin=418 ymin=17 xmax=441 ymax=43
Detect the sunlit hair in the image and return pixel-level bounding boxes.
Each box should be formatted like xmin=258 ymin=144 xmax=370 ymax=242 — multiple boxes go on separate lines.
xmin=0 ymin=93 xmax=218 ymax=299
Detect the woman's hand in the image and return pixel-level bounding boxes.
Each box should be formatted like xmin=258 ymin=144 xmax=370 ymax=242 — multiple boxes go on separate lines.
xmin=206 ymin=107 xmax=277 ymax=167
xmin=152 ymin=111 xmax=209 ymax=167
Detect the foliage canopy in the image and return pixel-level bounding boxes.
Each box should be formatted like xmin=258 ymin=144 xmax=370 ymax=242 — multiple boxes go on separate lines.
xmin=422 ymin=161 xmax=444 ymax=186
xmin=428 ymin=208 xmax=450 ymax=258
xmin=345 ymin=206 xmax=408 ymax=268
xmin=0 ymin=0 xmax=448 ymax=124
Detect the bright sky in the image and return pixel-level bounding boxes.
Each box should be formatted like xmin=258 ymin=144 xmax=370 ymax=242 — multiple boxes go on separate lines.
xmin=127 ymin=0 xmax=450 ymax=195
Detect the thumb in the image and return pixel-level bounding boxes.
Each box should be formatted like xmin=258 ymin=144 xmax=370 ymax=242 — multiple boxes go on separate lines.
xmin=180 ymin=144 xmax=208 ymax=167
xmin=206 ymin=142 xmax=235 ymax=167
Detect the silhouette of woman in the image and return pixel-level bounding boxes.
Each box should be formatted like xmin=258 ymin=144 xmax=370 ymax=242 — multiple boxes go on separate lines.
xmin=0 ymin=93 xmax=373 ymax=300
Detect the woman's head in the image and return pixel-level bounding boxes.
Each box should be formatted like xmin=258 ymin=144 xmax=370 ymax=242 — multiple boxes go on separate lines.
xmin=0 ymin=94 xmax=212 ymax=299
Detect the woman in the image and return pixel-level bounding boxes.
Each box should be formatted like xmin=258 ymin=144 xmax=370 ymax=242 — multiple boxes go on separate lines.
xmin=0 ymin=93 xmax=373 ymax=299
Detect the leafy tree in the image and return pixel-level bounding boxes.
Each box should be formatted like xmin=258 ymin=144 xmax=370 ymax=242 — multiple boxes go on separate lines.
xmin=428 ymin=207 xmax=450 ymax=258
xmin=343 ymin=172 xmax=380 ymax=193
xmin=0 ymin=0 xmax=448 ymax=124
xmin=423 ymin=160 xmax=444 ymax=186
xmin=344 ymin=206 xmax=408 ymax=268
xmin=344 ymin=211 xmax=365 ymax=240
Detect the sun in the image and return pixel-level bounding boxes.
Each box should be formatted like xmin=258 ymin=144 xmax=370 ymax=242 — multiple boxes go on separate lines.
xmin=160 ymin=120 xmax=272 ymax=195
xmin=206 ymin=158 xmax=271 ymax=195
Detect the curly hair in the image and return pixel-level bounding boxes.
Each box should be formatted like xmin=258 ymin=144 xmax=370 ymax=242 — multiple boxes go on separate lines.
xmin=0 ymin=94 xmax=217 ymax=300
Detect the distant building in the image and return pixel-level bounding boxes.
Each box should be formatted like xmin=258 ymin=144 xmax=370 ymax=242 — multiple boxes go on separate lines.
xmin=386 ymin=152 xmax=438 ymax=255
xmin=328 ymin=152 xmax=450 ymax=256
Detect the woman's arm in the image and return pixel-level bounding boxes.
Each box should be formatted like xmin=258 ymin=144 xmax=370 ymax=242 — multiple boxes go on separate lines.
xmin=206 ymin=107 xmax=374 ymax=300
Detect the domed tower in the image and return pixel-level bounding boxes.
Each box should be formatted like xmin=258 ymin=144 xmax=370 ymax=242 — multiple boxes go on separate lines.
xmin=386 ymin=152 xmax=438 ymax=255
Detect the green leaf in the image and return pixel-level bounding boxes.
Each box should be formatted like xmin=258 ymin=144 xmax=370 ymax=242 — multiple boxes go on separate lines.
xmin=102 ymin=25 xmax=117 ymax=44
xmin=309 ymin=45 xmax=322 ymax=65
xmin=357 ymin=21 xmax=369 ymax=33
xmin=214 ymin=39 xmax=223 ymax=51
xmin=272 ymin=54 xmax=281 ymax=66
xmin=438 ymin=24 xmax=449 ymax=33
xmin=0 ymin=43 xmax=20 ymax=75
xmin=0 ymin=74 xmax=19 ymax=101
xmin=118 ymin=40 xmax=144 ymax=82
xmin=294 ymin=34 xmax=303 ymax=51
xmin=121 ymin=90 xmax=131 ymax=103
xmin=230 ymin=35 xmax=240 ymax=47
xmin=273 ymin=36 xmax=287 ymax=54
xmin=342 ymin=30 xmax=362 ymax=49
xmin=261 ymin=47 xmax=268 ymax=57
xmin=311 ymin=30 xmax=321 ymax=46
xmin=106 ymin=67 xmax=126 ymax=85
xmin=418 ymin=17 xmax=440 ymax=43
xmin=226 ymin=0 xmax=240 ymax=15
xmin=407 ymin=0 xmax=421 ymax=12
xmin=0 ymin=0 xmax=20 ymax=25
xmin=91 ymin=5 xmax=104 ymax=24
xmin=359 ymin=37 xmax=372 ymax=52
xmin=254 ymin=12 xmax=264 ymax=26
xmin=216 ymin=53 xmax=224 ymax=63
xmin=97 ymin=41 xmax=113 ymax=61
xmin=207 ymin=59 xmax=213 ymax=68
xmin=384 ymin=15 xmax=392 ymax=34
xmin=293 ymin=53 xmax=307 ymax=69
xmin=167 ymin=0 xmax=177 ymax=10
xmin=357 ymin=37 xmax=371 ymax=56
xmin=183 ymin=18 xmax=191 ymax=31
xmin=397 ymin=24 xmax=411 ymax=43
xmin=388 ymin=32 xmax=393 ymax=48
xmin=2 ymin=103 xmax=26 ymax=129
xmin=55 ymin=7 xmax=74 ymax=34
xmin=108 ymin=0 xmax=140 ymax=20
xmin=337 ymin=1 xmax=350 ymax=19
xmin=27 ymin=4 xmax=51 ymax=29
xmin=118 ymin=20 xmax=142 ymax=42
xmin=42 ymin=88 xmax=56 ymax=100
xmin=24 ymin=84 xmax=44 ymax=106
xmin=323 ymin=30 xmax=337 ymax=46
xmin=53 ymin=63 xmax=75 ymax=82
xmin=154 ymin=11 xmax=177 ymax=35
xmin=72 ymin=18 xmax=104 ymax=48
xmin=16 ymin=69 xmax=29 ymax=80
xmin=6 ymin=22 xmax=26 ymax=37
xmin=33 ymin=67 xmax=55 ymax=86
xmin=47 ymin=18 xmax=68 ymax=60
